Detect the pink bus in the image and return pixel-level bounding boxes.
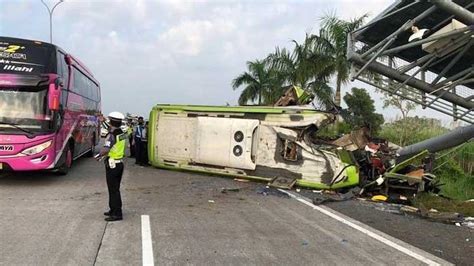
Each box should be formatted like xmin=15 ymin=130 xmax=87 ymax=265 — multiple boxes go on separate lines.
xmin=0 ymin=37 xmax=101 ymax=174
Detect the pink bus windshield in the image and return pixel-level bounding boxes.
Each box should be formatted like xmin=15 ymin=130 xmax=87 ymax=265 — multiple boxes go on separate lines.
xmin=0 ymin=37 xmax=101 ymax=173
xmin=0 ymin=84 xmax=53 ymax=135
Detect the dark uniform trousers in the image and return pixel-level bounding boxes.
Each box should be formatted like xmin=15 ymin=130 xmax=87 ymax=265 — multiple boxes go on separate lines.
xmin=106 ymin=160 xmax=124 ymax=216
xmin=135 ymin=138 xmax=143 ymax=164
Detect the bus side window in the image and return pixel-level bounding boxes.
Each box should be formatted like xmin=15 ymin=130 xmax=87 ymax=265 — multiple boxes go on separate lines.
xmin=60 ymin=53 xmax=69 ymax=89
xmin=57 ymin=52 xmax=69 ymax=107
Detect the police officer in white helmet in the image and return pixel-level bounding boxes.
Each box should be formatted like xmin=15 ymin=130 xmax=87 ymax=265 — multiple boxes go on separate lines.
xmin=96 ymin=111 xmax=127 ymax=221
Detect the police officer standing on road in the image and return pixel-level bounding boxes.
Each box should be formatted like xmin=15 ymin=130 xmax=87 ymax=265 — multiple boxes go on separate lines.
xmin=133 ymin=116 xmax=146 ymax=166
xmin=96 ymin=112 xmax=127 ymax=222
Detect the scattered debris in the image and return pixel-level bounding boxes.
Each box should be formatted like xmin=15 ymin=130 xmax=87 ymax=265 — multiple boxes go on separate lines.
xmin=461 ymin=217 xmax=474 ymax=229
xmin=420 ymin=210 xmax=463 ymax=224
xmin=257 ymin=187 xmax=269 ymax=196
xmin=371 ymin=195 xmax=387 ymax=202
xmin=234 ymin=178 xmax=250 ymax=183
xmin=400 ymin=205 xmax=419 ymax=213
xmin=274 ymin=86 xmax=313 ymax=107
xmin=312 ymin=187 xmax=361 ymax=205
xmin=221 ymin=187 xmax=240 ymax=193
xmin=256 ymin=186 xmax=289 ymax=198
xmin=268 ymin=176 xmax=297 ymax=189
xmin=331 ymin=127 xmax=370 ymax=151
xmin=359 ymin=199 xmax=474 ymax=227
xmin=372 ymin=202 xmax=403 ymax=214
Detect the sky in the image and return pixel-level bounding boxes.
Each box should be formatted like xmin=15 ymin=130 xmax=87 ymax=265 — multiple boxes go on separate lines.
xmin=0 ymin=0 xmax=459 ymax=126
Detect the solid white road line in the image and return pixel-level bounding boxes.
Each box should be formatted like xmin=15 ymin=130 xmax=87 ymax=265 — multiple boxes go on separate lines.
xmin=278 ymin=189 xmax=448 ymax=266
xmin=141 ymin=215 xmax=155 ymax=266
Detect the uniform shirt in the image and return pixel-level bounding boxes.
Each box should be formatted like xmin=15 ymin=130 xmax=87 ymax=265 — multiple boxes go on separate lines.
xmin=141 ymin=127 xmax=147 ymax=142
xmin=134 ymin=124 xmax=145 ymax=139
xmin=104 ymin=128 xmax=124 ymax=149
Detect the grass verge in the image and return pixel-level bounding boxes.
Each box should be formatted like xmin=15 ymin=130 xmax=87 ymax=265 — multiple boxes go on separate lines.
xmin=413 ymin=193 xmax=474 ymax=217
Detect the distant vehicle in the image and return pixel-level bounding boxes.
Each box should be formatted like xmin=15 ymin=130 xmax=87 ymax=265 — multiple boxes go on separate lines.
xmin=148 ymin=105 xmax=358 ymax=189
xmin=0 ymin=37 xmax=101 ymax=174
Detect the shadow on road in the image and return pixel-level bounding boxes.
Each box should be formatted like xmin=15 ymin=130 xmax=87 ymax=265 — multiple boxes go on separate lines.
xmin=0 ymin=157 xmax=90 ymax=186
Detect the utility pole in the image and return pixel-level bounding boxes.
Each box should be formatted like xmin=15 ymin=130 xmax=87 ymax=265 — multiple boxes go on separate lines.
xmin=40 ymin=0 xmax=64 ymax=43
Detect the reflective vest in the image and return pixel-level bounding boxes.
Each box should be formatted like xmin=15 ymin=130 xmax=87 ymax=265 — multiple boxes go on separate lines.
xmin=108 ymin=133 xmax=127 ymax=160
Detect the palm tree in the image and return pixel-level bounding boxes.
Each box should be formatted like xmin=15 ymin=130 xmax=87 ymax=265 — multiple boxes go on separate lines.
xmin=266 ymin=34 xmax=335 ymax=109
xmin=313 ymin=14 xmax=367 ymax=106
xmin=232 ymin=60 xmax=284 ymax=105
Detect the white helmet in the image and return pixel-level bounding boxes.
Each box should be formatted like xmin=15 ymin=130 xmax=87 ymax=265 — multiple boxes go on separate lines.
xmin=108 ymin=111 xmax=125 ymax=121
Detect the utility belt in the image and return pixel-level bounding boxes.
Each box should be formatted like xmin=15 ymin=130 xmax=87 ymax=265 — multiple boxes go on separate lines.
xmin=105 ymin=157 xmax=123 ymax=169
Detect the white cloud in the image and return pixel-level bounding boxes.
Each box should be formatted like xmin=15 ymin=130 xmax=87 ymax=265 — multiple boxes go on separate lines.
xmin=108 ymin=31 xmax=117 ymax=38
xmin=158 ymin=20 xmax=215 ymax=56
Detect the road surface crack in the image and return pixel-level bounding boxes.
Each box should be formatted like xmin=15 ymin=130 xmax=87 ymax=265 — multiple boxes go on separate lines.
xmin=93 ymin=221 xmax=108 ymax=266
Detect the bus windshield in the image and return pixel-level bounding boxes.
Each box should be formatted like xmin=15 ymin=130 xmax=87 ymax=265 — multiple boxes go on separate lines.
xmin=0 ymin=85 xmax=53 ymax=134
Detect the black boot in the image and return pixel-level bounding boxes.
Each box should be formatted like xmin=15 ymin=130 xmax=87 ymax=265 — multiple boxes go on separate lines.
xmin=105 ymin=215 xmax=123 ymax=222
xmin=104 ymin=210 xmax=112 ymax=216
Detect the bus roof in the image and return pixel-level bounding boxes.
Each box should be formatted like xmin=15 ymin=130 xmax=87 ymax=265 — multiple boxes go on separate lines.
xmin=1 ymin=36 xmax=98 ymax=85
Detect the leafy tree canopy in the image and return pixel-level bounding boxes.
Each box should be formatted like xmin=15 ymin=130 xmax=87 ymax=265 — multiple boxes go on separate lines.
xmin=342 ymin=87 xmax=384 ymax=133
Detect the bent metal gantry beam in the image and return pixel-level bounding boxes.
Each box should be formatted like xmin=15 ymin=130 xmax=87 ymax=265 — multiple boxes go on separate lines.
xmin=348 ymin=0 xmax=474 ymax=124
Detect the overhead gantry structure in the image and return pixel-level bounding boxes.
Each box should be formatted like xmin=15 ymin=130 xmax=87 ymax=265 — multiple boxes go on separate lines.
xmin=348 ymin=0 xmax=473 ymax=124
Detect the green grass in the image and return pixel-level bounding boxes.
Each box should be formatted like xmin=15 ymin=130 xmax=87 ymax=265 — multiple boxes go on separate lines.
xmin=378 ymin=117 xmax=447 ymax=146
xmin=434 ymin=155 xmax=474 ymax=200
xmin=413 ymin=193 xmax=474 ymax=216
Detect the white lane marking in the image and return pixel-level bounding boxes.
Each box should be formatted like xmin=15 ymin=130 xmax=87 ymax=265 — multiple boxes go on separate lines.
xmin=141 ymin=215 xmax=155 ymax=266
xmin=278 ymin=189 xmax=442 ymax=266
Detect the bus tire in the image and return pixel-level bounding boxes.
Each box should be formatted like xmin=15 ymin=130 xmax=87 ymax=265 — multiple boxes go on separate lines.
xmin=57 ymin=144 xmax=73 ymax=175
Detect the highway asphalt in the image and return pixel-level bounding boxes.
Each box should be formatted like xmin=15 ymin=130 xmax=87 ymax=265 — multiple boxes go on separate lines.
xmin=0 ymin=154 xmax=462 ymax=265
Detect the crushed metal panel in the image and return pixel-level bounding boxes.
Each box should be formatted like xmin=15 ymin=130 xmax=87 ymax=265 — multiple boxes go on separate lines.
xmin=255 ymin=125 xmax=347 ymax=185
xmin=283 ymin=139 xmax=298 ymax=161
xmin=331 ymin=128 xmax=370 ymax=151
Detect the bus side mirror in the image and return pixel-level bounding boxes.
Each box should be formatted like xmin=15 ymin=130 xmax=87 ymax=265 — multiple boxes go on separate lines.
xmin=55 ymin=77 xmax=64 ymax=88
xmin=48 ymin=81 xmax=61 ymax=111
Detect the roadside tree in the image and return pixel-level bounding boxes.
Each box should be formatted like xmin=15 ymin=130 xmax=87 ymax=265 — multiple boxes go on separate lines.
xmin=342 ymin=87 xmax=384 ymax=133
xmin=313 ymin=14 xmax=367 ymax=106
xmin=232 ymin=60 xmax=284 ymax=105
xmin=266 ymin=34 xmax=334 ymax=109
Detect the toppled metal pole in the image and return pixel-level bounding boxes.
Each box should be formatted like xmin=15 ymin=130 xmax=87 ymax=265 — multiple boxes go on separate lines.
xmin=397 ymin=124 xmax=474 ymax=161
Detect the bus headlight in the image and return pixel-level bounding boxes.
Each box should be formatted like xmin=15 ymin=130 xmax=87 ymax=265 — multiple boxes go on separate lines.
xmin=21 ymin=140 xmax=52 ymax=156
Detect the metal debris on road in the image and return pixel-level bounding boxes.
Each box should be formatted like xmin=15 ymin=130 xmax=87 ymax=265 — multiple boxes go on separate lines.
xmin=221 ymin=187 xmax=240 ymax=193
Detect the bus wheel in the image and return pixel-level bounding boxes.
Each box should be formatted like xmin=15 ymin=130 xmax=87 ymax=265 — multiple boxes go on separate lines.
xmin=58 ymin=145 xmax=73 ymax=175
